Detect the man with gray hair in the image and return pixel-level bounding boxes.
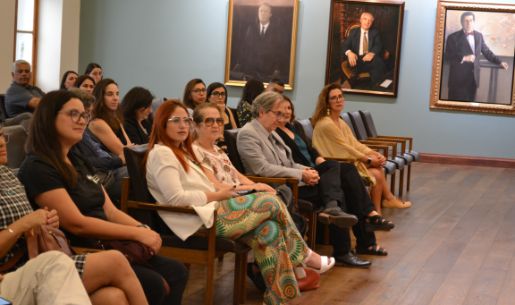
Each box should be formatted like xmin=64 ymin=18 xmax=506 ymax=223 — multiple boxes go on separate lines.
xmin=237 ymin=91 xmax=372 ymax=268
xmin=4 ymin=60 xmax=45 ymax=118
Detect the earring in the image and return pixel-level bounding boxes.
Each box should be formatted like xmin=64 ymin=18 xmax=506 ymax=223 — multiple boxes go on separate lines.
xmin=327 ymin=108 xmax=331 ymax=115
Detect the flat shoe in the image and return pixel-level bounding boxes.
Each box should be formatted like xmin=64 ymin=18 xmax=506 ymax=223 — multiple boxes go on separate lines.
xmin=304 ymin=250 xmax=335 ymax=274
xmin=366 ymin=215 xmax=394 ymax=231
xmin=382 ymin=198 xmax=412 ymax=209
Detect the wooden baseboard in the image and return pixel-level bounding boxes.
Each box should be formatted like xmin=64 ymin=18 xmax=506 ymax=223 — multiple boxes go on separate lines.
xmin=419 ymin=153 xmax=515 ymax=168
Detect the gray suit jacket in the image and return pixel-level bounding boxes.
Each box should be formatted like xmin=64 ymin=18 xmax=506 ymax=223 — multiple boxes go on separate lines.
xmin=237 ymin=119 xmax=307 ymax=180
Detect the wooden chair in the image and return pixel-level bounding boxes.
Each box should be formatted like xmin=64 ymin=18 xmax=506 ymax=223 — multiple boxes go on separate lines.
xmin=359 ymin=110 xmax=419 ymax=194
xmin=120 ymin=145 xmax=250 ymax=305
xmin=224 ymin=128 xmax=323 ymax=250
xmin=0 ymin=94 xmax=7 ymax=122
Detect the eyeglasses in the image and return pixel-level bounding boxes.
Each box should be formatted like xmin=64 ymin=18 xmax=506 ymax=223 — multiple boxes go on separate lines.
xmin=269 ymin=110 xmax=285 ymax=118
xmin=202 ymin=117 xmax=224 ymax=127
xmin=168 ymin=116 xmax=193 ymax=125
xmin=59 ymin=110 xmax=91 ymax=123
xmin=329 ymin=94 xmax=344 ymax=101
xmin=211 ymin=91 xmax=226 ymax=97
xmin=192 ymin=88 xmax=206 ymax=94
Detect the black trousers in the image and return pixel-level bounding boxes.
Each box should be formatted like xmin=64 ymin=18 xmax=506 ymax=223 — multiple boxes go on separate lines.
xmin=132 ymin=255 xmax=189 ymax=305
xmin=299 ymin=160 xmax=376 ymax=256
xmin=448 ymin=76 xmax=476 ymax=102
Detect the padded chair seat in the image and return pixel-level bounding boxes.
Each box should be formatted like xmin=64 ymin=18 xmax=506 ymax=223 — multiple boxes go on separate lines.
xmin=392 ymin=156 xmax=406 ymax=170
xmin=402 ymin=153 xmax=415 ymax=163
xmin=162 ymin=234 xmax=250 ymax=254
xmin=384 ymin=161 xmax=397 ymax=174
xmin=408 ymin=150 xmax=420 ymax=161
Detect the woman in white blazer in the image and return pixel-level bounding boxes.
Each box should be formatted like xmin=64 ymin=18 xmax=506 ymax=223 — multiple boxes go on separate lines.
xmin=145 ymin=100 xmax=334 ymax=305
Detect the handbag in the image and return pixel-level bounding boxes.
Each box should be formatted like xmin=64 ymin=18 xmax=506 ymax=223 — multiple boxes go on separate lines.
xmin=25 ymin=225 xmax=75 ymax=258
xmin=95 ymin=240 xmax=155 ymax=266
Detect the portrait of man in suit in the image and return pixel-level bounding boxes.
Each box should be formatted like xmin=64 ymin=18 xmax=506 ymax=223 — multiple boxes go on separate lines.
xmin=341 ymin=11 xmax=386 ymax=87
xmin=227 ymin=0 xmax=296 ymax=86
xmin=444 ymin=11 xmax=509 ymax=103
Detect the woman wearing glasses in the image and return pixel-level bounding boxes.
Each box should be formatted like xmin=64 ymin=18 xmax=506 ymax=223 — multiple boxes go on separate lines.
xmin=182 ymin=78 xmax=206 ymax=114
xmin=146 ymin=100 xmax=334 ymax=305
xmin=206 ymin=82 xmax=238 ymax=130
xmin=18 ymin=90 xmax=189 ymax=305
xmin=311 ymin=84 xmax=411 ymax=214
xmin=88 ymin=79 xmax=134 ymax=164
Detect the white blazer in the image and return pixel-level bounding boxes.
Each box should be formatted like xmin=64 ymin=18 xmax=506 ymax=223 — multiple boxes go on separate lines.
xmin=146 ymin=144 xmax=219 ymax=240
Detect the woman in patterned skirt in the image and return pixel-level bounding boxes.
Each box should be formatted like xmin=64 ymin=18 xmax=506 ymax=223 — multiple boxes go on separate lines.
xmin=145 ymin=100 xmax=334 ymax=305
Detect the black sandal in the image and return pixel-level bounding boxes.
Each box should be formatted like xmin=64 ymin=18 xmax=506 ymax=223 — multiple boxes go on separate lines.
xmin=355 ymin=245 xmax=388 ymax=256
xmin=366 ymin=215 xmax=395 ymax=231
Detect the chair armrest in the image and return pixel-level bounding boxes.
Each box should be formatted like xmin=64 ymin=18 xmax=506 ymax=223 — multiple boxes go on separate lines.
xmin=375 ymin=135 xmax=413 ymax=151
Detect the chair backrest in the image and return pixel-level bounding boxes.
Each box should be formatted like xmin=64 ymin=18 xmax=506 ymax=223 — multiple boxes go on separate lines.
xmin=340 ymin=113 xmax=357 ymax=137
xmin=228 ymin=107 xmax=240 ymax=128
xmin=296 ymin=118 xmax=313 ymax=141
xmin=123 ymin=145 xmax=155 ymax=203
xmin=0 ymin=94 xmax=7 ymax=122
xmin=359 ymin=110 xmax=379 ymax=137
xmin=4 ymin=125 xmax=27 ymax=169
xmin=348 ymin=111 xmax=369 ymax=141
xmin=223 ymin=128 xmax=245 ymax=173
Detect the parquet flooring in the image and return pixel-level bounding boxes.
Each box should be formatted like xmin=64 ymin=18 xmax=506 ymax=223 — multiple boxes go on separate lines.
xmin=181 ymin=162 xmax=515 ymax=305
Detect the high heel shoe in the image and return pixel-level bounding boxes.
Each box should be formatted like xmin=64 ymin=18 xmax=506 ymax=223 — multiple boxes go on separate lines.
xmin=303 ymin=249 xmax=335 ymax=274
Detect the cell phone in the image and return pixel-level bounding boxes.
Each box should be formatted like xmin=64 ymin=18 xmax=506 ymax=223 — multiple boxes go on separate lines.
xmin=0 ymin=297 xmax=12 ymax=305
xmin=235 ymin=189 xmax=256 ymax=196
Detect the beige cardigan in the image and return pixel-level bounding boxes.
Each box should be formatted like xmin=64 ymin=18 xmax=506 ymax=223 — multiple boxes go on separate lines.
xmin=312 ymin=116 xmax=375 ymax=184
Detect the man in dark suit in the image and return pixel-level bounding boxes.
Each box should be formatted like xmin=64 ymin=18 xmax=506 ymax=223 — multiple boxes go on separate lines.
xmin=239 ymin=3 xmax=289 ymax=83
xmin=445 ymin=11 xmax=508 ymax=102
xmin=341 ymin=11 xmax=386 ymax=85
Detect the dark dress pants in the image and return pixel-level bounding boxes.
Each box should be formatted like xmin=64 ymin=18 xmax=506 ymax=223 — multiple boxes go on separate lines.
xmin=132 ymin=255 xmax=189 ymax=305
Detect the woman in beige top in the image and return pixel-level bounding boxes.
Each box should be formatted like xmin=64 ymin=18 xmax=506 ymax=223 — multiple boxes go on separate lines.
xmin=311 ymin=84 xmax=411 ymax=214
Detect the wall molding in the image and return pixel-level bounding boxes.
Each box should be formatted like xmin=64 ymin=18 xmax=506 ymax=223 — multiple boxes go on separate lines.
xmin=419 ymin=153 xmax=515 ymax=168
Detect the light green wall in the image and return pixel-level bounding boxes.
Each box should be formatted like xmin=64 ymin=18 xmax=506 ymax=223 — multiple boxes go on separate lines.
xmin=79 ymin=0 xmax=515 ymax=159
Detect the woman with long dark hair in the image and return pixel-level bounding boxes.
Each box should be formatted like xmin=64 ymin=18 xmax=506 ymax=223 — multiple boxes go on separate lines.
xmin=182 ymin=78 xmax=206 ymax=113
xmin=17 ymin=90 xmax=189 ymax=305
xmin=60 ymin=70 xmax=78 ymax=90
xmin=121 ymin=86 xmax=153 ymax=144
xmin=236 ymin=79 xmax=264 ymax=127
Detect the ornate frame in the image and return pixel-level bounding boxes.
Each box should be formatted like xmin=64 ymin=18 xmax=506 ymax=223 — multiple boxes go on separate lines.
xmin=430 ymin=1 xmax=515 ymax=115
xmin=224 ymin=0 xmax=299 ymax=90
xmin=325 ymin=0 xmax=405 ymax=97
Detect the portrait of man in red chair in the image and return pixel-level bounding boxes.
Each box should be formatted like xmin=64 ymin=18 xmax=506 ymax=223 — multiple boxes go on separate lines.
xmin=325 ymin=0 xmax=405 ymax=97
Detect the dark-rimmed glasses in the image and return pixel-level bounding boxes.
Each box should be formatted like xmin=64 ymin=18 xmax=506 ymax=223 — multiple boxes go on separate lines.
xmin=59 ymin=110 xmax=91 ymax=123
xmin=269 ymin=110 xmax=285 ymax=118
xmin=211 ymin=91 xmax=226 ymax=97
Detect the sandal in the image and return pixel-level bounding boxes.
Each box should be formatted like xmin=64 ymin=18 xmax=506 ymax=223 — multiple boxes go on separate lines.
xmin=355 ymin=245 xmax=388 ymax=256
xmin=303 ymin=249 xmax=335 ymax=274
xmin=366 ymin=215 xmax=395 ymax=231
xmin=382 ymin=198 xmax=412 ymax=209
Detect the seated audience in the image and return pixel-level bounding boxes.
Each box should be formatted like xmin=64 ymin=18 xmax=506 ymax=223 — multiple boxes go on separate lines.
xmin=276 ymin=96 xmax=394 ymax=250
xmin=311 ymin=84 xmax=412 ymax=213
xmin=237 ymin=91 xmax=374 ymax=268
xmin=182 ymin=78 xmax=206 ymax=114
xmin=89 ymin=79 xmax=133 ymax=163
xmin=84 ymin=62 xmax=103 ymax=84
xmin=5 ymin=60 xmax=44 ymax=118
xmin=60 ymin=70 xmax=79 ymax=90
xmin=145 ymin=100 xmax=334 ymax=305
xmin=17 ymin=90 xmax=189 ymax=305
xmin=121 ymin=87 xmax=153 ymax=144
xmin=75 ymin=75 xmax=96 ymax=94
xmin=0 ymin=126 xmax=149 ymax=305
xmin=265 ymin=78 xmax=285 ymax=94
xmin=236 ymin=78 xmax=264 ymax=127
xmin=206 ymin=82 xmax=237 ymax=130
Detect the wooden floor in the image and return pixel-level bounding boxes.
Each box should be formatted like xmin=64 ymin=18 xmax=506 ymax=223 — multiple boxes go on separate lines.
xmin=181 ymin=162 xmax=515 ymax=305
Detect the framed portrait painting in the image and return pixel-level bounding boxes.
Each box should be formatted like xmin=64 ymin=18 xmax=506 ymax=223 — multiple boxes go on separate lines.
xmin=225 ymin=0 xmax=299 ymax=89
xmin=325 ymin=0 xmax=405 ymax=97
xmin=430 ymin=1 xmax=515 ymax=115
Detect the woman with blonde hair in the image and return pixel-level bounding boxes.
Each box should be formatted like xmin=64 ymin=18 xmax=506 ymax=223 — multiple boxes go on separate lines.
xmin=311 ymin=84 xmax=411 ymax=214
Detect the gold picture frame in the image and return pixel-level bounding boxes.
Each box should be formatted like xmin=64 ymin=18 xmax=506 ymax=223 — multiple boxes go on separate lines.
xmin=430 ymin=1 xmax=515 ymax=115
xmin=224 ymin=0 xmax=299 ymax=90
xmin=325 ymin=0 xmax=405 ymax=97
